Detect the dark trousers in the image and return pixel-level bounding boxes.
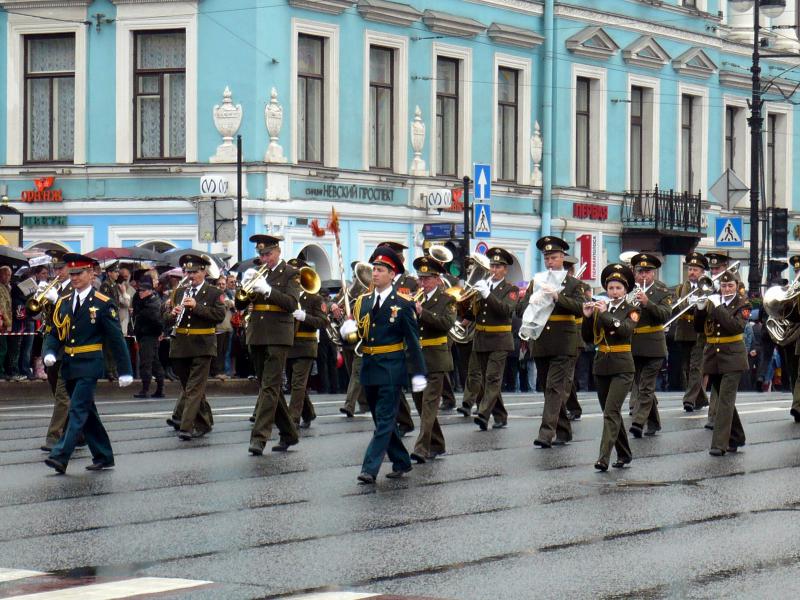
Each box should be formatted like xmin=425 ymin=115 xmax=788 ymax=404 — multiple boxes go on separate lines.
xmin=45 ymin=361 xmax=71 ymax=445
xmin=476 ymin=350 xmax=509 ymax=424
xmin=566 ymin=355 xmax=583 ymax=416
xmin=362 ymin=384 xmax=411 ymax=476
xmin=343 ymin=354 xmax=369 ymax=413
xmin=287 ymin=356 xmax=316 ymax=424
xmin=681 ymin=340 xmax=708 ymax=408
xmin=535 ymin=355 xmax=575 ymax=443
xmin=632 ymin=356 xmax=664 ymax=431
xmin=210 ymin=332 xmax=231 ymax=377
xmin=317 ymin=339 xmax=338 ymax=393
xmin=441 ymin=373 xmax=456 ymax=408
xmin=596 ymin=372 xmax=633 ymax=465
xmin=396 ymin=389 xmax=415 ymax=432
xmin=709 ymin=372 xmax=746 ymax=451
xmin=50 ymin=376 xmax=113 ymax=466
xmin=172 ymin=356 xmax=214 ymax=434
xmin=412 ymin=371 xmax=446 ymax=458
xmin=250 ymin=344 xmax=298 ymax=447
xmin=138 ymin=335 xmax=164 ymax=393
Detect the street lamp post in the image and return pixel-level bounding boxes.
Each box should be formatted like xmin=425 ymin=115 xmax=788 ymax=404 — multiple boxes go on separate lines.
xmin=729 ymin=0 xmax=787 ymax=297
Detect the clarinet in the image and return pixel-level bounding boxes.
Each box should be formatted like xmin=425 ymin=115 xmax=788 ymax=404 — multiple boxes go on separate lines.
xmin=170 ymin=284 xmax=190 ymax=337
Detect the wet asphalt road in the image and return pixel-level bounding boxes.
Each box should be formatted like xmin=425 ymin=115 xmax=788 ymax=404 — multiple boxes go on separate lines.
xmin=2 ymin=389 xmax=800 ymax=599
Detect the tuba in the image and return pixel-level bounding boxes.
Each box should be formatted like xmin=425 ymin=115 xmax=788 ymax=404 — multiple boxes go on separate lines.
xmin=205 ymin=255 xmax=221 ymax=281
xmin=327 ymin=261 xmax=372 ymax=346
xmin=445 ymin=253 xmax=491 ymax=343
xmin=298 ymin=266 xmax=321 ymax=295
xmin=764 ymin=270 xmax=800 ymax=345
xmin=429 ymin=244 xmax=453 ymax=266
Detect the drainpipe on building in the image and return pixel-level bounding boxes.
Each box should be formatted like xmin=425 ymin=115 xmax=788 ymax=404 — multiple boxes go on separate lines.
xmin=540 ymin=0 xmax=555 ymax=269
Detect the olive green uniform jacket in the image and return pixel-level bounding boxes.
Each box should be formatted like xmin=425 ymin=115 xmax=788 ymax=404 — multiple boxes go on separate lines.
xmin=166 ymin=282 xmax=226 ymax=357
xmin=631 ymin=283 xmax=672 ymax=358
xmin=472 ymin=279 xmax=517 ymax=353
xmin=672 ymin=280 xmax=702 ymax=343
xmin=695 ymin=295 xmax=750 ymax=374
xmin=417 ymin=287 xmax=456 ymax=373
xmin=288 ymin=292 xmax=328 ymax=359
xmin=581 ymin=300 xmax=639 ymax=375
xmin=235 ymin=260 xmax=301 ymax=347
xmin=519 ymin=274 xmax=585 ymax=358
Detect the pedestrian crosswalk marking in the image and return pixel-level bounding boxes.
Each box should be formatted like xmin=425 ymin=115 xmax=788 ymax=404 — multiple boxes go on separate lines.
xmin=0 ymin=572 xmax=211 ymax=599
xmin=0 ymin=569 xmax=45 ymax=583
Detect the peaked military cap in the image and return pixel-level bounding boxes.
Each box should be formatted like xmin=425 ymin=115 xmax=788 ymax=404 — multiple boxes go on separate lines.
xmin=45 ymin=249 xmax=67 ymax=268
xmin=487 ymin=247 xmax=514 ymax=266
xmin=536 ymin=236 xmax=569 ymax=254
xmin=369 ymin=245 xmax=404 ymax=274
xmin=601 ymin=263 xmax=635 ymax=292
xmin=63 ymin=253 xmax=98 ymax=274
xmin=685 ymin=252 xmax=709 ymax=270
xmin=378 ymin=240 xmax=408 ymax=253
xmin=179 ymin=254 xmax=210 ymax=272
xmin=250 ymin=234 xmax=284 ymax=253
xmin=718 ymin=269 xmax=739 ymax=284
xmin=413 ymin=256 xmax=445 ymax=276
xmin=790 ymin=255 xmax=800 ymax=270
xmin=563 ymin=254 xmax=578 ymax=266
xmin=104 ymin=260 xmax=120 ymax=273
xmin=704 ymin=252 xmax=729 ymax=268
xmin=631 ymin=253 xmax=661 ymax=270
xmin=288 ymin=257 xmax=309 ymax=269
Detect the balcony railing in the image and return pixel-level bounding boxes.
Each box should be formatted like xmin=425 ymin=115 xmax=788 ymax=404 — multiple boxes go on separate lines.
xmin=621 ymin=186 xmax=702 ymax=235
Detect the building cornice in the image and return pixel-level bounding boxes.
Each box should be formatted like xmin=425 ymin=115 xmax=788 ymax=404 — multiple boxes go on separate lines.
xmin=0 ymin=0 xmax=90 ymax=7
xmin=464 ymin=0 xmax=542 ymax=16
xmin=356 ymin=0 xmax=421 ymax=27
xmin=487 ymin=22 xmax=544 ymax=49
xmin=422 ymin=9 xmax=486 ymax=38
xmin=287 ymin=0 xmax=355 ymax=15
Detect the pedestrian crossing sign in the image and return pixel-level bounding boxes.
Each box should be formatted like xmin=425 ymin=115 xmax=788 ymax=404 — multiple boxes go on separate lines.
xmin=474 ymin=203 xmax=491 ymax=238
xmin=715 ymin=216 xmax=743 ymax=248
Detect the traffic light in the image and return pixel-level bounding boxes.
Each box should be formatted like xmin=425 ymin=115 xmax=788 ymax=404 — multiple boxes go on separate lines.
xmin=772 ymin=208 xmax=788 ymax=257
xmin=444 ymin=238 xmax=468 ymax=279
xmin=768 ymin=259 xmax=788 ymax=285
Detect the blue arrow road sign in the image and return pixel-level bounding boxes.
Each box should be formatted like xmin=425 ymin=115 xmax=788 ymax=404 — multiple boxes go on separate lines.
xmin=715 ymin=216 xmax=743 ymax=248
xmin=473 ymin=164 xmax=491 ymax=200
xmin=474 ymin=203 xmax=491 ymax=238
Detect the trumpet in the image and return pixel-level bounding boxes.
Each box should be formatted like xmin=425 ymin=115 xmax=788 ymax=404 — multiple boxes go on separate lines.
xmin=25 ymin=277 xmax=63 ymax=314
xmin=235 ymin=261 xmax=271 ymax=302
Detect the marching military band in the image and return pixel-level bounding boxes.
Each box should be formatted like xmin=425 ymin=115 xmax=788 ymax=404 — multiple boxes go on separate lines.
xmin=27 ymin=227 xmax=800 ymax=480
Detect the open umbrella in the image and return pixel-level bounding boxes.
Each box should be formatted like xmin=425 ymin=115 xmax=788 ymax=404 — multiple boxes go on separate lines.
xmin=229 ymin=257 xmax=260 ymax=273
xmin=86 ymin=247 xmax=135 ymax=261
xmin=0 ymin=246 xmax=29 ymax=268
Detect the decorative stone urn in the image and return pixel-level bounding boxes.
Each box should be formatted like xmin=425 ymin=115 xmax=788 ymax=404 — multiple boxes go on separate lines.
xmin=210 ymin=86 xmax=242 ymax=163
xmin=531 ymin=120 xmax=543 ymax=187
xmin=410 ymin=105 xmax=427 ymax=176
xmin=264 ymin=87 xmax=287 ymax=163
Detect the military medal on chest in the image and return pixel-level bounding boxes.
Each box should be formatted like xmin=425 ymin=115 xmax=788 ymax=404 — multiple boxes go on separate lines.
xmin=88 ymin=306 xmax=98 ymax=324
xmin=389 ymin=305 xmax=400 ymax=323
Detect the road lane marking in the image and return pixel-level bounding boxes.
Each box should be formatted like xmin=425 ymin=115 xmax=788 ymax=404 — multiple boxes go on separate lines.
xmin=286 ymin=594 xmax=379 ymax=600
xmin=8 ymin=576 xmax=211 ymax=599
xmin=0 ymin=569 xmax=45 ymax=583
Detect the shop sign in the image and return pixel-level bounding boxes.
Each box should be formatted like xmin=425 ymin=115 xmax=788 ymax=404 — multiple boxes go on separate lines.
xmin=23 ymin=216 xmax=67 ymax=227
xmin=576 ymin=232 xmax=601 ymax=282
xmin=291 ymin=179 xmax=407 ymax=206
xmin=21 ymin=177 xmax=63 ymax=203
xmin=573 ymin=202 xmax=607 ymax=221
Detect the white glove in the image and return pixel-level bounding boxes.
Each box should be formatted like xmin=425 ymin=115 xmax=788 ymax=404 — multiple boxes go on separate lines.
xmin=474 ymin=279 xmax=490 ymax=299
xmin=251 ymin=277 xmax=271 ymax=296
xmin=411 ymin=375 xmax=427 ymax=393
xmin=44 ymin=286 xmax=59 ymax=303
xmin=43 ymin=354 xmax=56 ymax=367
xmin=695 ymin=297 xmax=708 ymax=310
xmin=118 ymin=375 xmax=133 ymax=388
xmin=339 ymin=319 xmax=357 ymax=340
xmin=293 ymin=309 xmax=306 ymax=322
xmin=242 ymin=268 xmax=258 ymax=282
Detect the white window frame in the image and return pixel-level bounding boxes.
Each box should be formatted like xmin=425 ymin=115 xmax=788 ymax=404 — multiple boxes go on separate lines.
xmin=291 ymin=19 xmax=340 ymax=168
xmin=115 ymin=2 xmax=198 ymax=164
xmin=493 ymin=53 xmax=531 ymax=186
xmin=676 ymin=83 xmax=709 ymax=196
xmin=764 ymin=102 xmax=793 ymax=210
xmin=430 ymin=43 xmax=472 ymax=178
xmin=6 ymin=10 xmax=87 ymax=165
xmin=626 ymin=73 xmax=660 ymax=192
xmin=570 ymin=64 xmax=607 ymax=190
xmin=722 ymin=95 xmax=749 ymax=189
xmin=362 ymin=30 xmax=408 ymax=174
xmin=23 ymin=226 xmax=93 ymax=253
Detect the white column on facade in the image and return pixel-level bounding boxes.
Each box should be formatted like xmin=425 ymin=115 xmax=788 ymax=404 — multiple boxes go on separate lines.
xmin=771 ymin=6 xmax=800 ymax=50
xmin=726 ymin=5 xmax=769 ymax=43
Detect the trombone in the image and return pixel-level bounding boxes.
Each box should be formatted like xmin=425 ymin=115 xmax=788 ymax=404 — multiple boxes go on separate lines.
xmin=664 ymin=276 xmax=716 ymax=327
xmin=235 ymin=261 xmax=271 ymax=302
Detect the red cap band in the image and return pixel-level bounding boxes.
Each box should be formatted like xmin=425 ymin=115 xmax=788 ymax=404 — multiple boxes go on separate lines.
xmin=372 ymin=254 xmax=397 ymax=271
xmin=67 ymin=260 xmax=93 ymax=270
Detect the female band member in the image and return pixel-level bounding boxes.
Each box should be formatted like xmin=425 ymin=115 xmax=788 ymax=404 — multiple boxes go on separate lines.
xmin=582 ymin=264 xmax=640 ymax=471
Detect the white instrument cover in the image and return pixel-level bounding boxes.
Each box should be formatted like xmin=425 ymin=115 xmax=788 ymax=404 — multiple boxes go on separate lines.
xmin=519 ymin=269 xmax=568 ymax=341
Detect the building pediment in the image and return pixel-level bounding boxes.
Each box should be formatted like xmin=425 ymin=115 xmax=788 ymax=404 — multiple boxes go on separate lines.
xmin=565 ymin=26 xmax=619 ymax=60
xmin=422 ymin=10 xmax=486 ymax=38
xmin=622 ymin=36 xmax=670 ymax=69
xmin=487 ymin=22 xmax=544 ymax=49
xmin=672 ymin=47 xmax=717 ymax=78
xmin=287 ymin=0 xmax=355 ymax=15
xmin=357 ymin=0 xmax=422 ymax=26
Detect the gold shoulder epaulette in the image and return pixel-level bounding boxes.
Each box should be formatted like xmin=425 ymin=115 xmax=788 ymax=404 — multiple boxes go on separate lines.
xmin=58 ymin=293 xmax=71 ymax=300
xmin=396 ymin=291 xmax=413 ymax=302
xmin=94 ymin=291 xmax=110 ymax=302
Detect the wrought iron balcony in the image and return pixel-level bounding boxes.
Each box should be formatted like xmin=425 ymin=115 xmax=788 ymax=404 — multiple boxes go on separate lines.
xmin=621 ymin=186 xmax=703 ymax=235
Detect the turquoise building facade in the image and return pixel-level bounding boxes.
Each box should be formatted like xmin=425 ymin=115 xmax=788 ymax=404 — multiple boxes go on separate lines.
xmin=1 ymin=0 xmax=798 ymax=287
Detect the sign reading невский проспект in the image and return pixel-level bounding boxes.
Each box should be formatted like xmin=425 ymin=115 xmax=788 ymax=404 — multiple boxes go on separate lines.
xmin=290 ymin=180 xmax=408 ymax=206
